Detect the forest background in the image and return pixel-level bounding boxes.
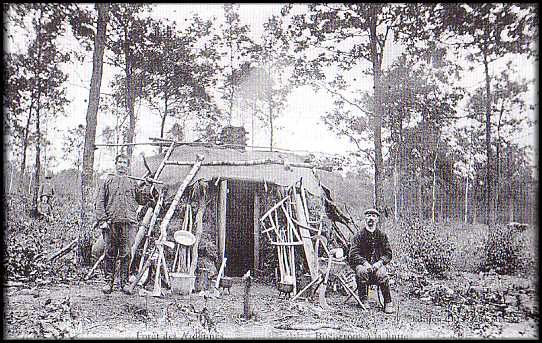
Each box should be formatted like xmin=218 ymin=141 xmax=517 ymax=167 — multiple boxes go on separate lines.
xmin=4 ymin=3 xmax=538 ymax=226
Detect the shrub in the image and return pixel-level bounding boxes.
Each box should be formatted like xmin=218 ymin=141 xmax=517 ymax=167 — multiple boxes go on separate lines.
xmin=4 ymin=192 xmax=87 ymax=283
xmin=480 ymin=224 xmax=533 ymax=275
xmin=396 ymin=218 xmax=456 ymax=277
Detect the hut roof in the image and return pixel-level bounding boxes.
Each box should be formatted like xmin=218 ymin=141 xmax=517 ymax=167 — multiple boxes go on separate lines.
xmin=131 ymin=145 xmax=339 ymax=196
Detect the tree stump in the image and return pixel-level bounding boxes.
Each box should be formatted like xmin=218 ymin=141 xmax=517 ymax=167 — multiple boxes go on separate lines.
xmin=243 ymin=271 xmax=254 ymax=320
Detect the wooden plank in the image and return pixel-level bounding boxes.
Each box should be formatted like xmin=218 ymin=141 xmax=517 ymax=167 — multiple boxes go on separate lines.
xmin=217 ymin=179 xmax=228 ymax=261
xmin=293 ymin=189 xmax=317 ymax=281
xmin=254 ymin=192 xmax=260 ymax=272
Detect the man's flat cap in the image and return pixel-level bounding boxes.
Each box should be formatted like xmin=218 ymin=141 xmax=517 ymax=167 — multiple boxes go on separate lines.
xmin=363 ymin=208 xmax=380 ymax=216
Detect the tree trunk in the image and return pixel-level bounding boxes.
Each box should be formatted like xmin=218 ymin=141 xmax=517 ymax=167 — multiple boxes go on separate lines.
xmin=31 ymin=9 xmax=44 ymax=217
xmin=473 ymin=181 xmax=478 ymax=225
xmin=482 ymin=45 xmax=492 ymax=225
xmin=494 ymin=100 xmax=505 ymax=223
xmin=506 ymin=144 xmax=514 ymax=223
xmin=158 ymin=95 xmax=168 ymax=154
xmin=252 ymin=98 xmax=256 ymax=147
xmin=393 ymin=159 xmax=399 ymax=223
xmin=368 ymin=8 xmax=385 ymax=213
xmin=78 ymin=3 xmax=109 ymax=267
xmin=418 ymin=107 xmax=426 ymax=220
xmin=431 ymin=137 xmax=440 ymax=224
xmin=20 ymin=102 xmax=34 ymax=175
xmin=267 ymin=64 xmax=274 ymax=152
xmin=269 ymin=100 xmax=274 ymax=152
xmin=464 ymin=175 xmax=469 ymax=224
xmin=124 ymin=25 xmax=136 ymax=159
xmin=81 ymin=3 xmax=110 ymax=190
xmin=398 ymin=109 xmax=404 ymax=221
xmin=31 ymin=104 xmax=42 ymax=217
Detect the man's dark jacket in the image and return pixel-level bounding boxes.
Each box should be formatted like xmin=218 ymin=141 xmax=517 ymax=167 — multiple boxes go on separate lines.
xmin=95 ymin=175 xmax=147 ymax=225
xmin=348 ymin=227 xmax=392 ymax=268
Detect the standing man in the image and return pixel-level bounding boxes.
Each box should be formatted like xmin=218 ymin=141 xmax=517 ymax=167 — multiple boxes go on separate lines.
xmin=95 ymin=154 xmax=149 ymax=294
xmin=348 ymin=208 xmax=395 ymax=314
xmin=39 ymin=172 xmax=55 ymax=219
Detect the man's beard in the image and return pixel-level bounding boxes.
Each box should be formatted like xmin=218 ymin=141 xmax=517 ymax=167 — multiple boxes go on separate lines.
xmin=365 ymin=221 xmax=376 ymax=232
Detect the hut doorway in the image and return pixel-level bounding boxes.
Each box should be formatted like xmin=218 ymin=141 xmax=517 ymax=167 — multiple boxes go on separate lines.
xmin=225 ymin=180 xmax=255 ymax=277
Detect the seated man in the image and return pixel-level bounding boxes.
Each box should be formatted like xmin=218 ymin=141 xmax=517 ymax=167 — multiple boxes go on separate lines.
xmin=348 ymin=208 xmax=394 ymax=314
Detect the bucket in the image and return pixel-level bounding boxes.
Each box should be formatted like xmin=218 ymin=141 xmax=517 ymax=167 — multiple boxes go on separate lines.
xmin=170 ymin=273 xmax=195 ymax=295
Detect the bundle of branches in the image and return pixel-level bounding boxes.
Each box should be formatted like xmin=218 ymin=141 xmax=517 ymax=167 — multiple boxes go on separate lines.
xmin=196 ymin=233 xmax=218 ymax=275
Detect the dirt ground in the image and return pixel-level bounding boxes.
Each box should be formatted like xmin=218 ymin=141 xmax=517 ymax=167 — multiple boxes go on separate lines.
xmin=3 ymin=272 xmax=538 ymax=339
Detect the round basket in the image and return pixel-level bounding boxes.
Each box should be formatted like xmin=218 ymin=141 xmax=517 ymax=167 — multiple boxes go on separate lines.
xmin=173 ymin=230 xmax=196 ymax=246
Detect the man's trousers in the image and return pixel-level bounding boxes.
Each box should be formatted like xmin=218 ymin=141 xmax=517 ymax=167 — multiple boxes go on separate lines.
xmin=355 ymin=264 xmax=392 ymax=304
xmin=102 ymin=222 xmax=132 ymax=288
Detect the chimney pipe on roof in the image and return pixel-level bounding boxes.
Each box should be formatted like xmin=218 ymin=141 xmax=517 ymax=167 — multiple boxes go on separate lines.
xmin=220 ymin=126 xmax=248 ymax=149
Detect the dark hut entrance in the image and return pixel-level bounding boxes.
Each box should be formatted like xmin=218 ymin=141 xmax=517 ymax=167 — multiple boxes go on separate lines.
xmin=224 ymin=180 xmax=255 ymax=277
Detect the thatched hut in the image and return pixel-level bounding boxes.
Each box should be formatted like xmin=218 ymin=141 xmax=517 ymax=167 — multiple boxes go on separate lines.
xmin=129 ymin=143 xmax=353 ymax=279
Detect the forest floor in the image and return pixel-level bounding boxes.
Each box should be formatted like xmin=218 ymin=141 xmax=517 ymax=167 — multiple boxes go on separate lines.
xmin=3 ymin=269 xmax=538 ymax=339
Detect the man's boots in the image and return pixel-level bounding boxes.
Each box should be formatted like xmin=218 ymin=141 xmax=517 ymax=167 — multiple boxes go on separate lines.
xmin=102 ymin=253 xmax=115 ymax=294
xmin=380 ymin=282 xmax=395 ymax=314
xmin=119 ymin=252 xmax=131 ymax=295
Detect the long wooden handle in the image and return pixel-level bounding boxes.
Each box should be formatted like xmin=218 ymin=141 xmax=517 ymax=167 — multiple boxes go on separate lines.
xmin=131 ymin=207 xmax=154 ymax=265
xmin=215 ymin=257 xmax=227 ymax=288
xmin=149 ymin=141 xmax=177 ymax=195
xmin=85 ymin=253 xmax=105 ymax=280
xmin=158 ymin=155 xmax=204 ymax=238
xmin=138 ymin=192 xmax=164 ymax=272
xmin=127 ymin=245 xmax=157 ymax=294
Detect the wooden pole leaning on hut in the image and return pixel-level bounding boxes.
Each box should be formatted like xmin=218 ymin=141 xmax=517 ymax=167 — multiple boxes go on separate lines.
xmin=292 ymin=187 xmax=317 ymax=281
xmin=124 ymin=191 xmax=164 ymax=293
xmin=138 ymin=191 xmax=164 ymax=273
xmin=130 ymin=208 xmax=154 ymax=268
xmin=188 ymin=198 xmax=205 ymax=276
xmin=151 ymin=154 xmax=205 ymax=297
xmin=132 ymin=141 xmax=177 ymax=258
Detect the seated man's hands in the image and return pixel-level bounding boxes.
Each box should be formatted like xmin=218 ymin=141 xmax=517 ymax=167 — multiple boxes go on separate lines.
xmin=356 ymin=261 xmax=373 ymax=276
xmin=372 ymin=260 xmax=384 ymax=271
xmin=99 ymin=221 xmax=110 ymax=230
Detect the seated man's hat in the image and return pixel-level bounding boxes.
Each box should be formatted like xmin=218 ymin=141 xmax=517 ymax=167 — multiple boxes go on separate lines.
xmin=363 ymin=208 xmax=380 ymax=217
